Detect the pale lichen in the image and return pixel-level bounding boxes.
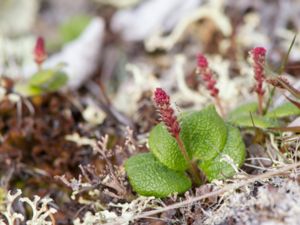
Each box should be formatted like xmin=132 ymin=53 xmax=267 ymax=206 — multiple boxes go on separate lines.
xmin=73 ymin=196 xmax=163 ymax=225
xmin=0 ymin=189 xmax=57 ymax=225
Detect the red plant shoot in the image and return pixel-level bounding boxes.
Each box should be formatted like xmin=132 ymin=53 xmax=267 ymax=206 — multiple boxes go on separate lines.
xmin=154 ymin=88 xmax=181 ymax=138
xmin=250 ymin=47 xmax=266 ymax=115
xmin=34 ymin=36 xmax=47 ymax=70
xmin=154 ymin=88 xmax=202 ymax=185
xmin=196 ymin=54 xmax=224 ymax=117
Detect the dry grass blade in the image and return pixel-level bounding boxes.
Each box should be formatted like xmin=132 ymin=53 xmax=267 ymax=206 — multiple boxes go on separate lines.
xmin=268 ymin=126 xmax=300 ymax=132
xmin=264 ymin=34 xmax=297 ymax=114
xmin=266 ymin=76 xmax=300 ymax=109
xmin=279 ymin=33 xmax=297 ymax=74
xmin=276 ymin=78 xmax=300 ymax=99
xmin=285 ymin=95 xmax=300 ymax=109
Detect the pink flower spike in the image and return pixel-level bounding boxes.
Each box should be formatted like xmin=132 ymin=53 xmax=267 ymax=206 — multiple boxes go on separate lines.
xmin=154 ymin=87 xmax=170 ymax=105
xmin=153 ymin=88 xmax=180 ymax=138
xmin=196 ymin=53 xmax=224 ymax=116
xmin=197 ymin=54 xmax=209 ymax=68
xmin=34 ymin=36 xmax=47 ymax=66
xmin=196 ymin=54 xmax=219 ymax=98
xmin=251 ymin=47 xmax=266 ymax=61
xmin=250 ymin=47 xmax=267 ymax=114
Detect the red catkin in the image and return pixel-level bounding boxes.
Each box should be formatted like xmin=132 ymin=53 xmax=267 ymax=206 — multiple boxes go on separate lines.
xmin=196 ymin=54 xmax=219 ymax=97
xmin=250 ymin=47 xmax=266 ymax=96
xmin=196 ymin=54 xmax=225 ymax=117
xmin=154 ymin=88 xmax=181 ymax=138
xmin=250 ymin=47 xmax=266 ymax=115
xmin=34 ymin=36 xmax=47 ymax=66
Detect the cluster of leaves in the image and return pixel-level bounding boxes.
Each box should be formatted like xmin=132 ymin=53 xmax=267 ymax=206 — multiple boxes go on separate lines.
xmin=125 ymin=106 xmax=245 ymax=197
xmin=15 ymin=64 xmax=68 ymax=96
xmin=228 ymin=101 xmax=300 ymax=129
xmin=14 ymin=36 xmax=68 ymax=97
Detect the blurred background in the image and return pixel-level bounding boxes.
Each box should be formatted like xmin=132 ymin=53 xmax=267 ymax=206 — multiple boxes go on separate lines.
xmin=1 ymin=0 xmax=300 ymax=90
xmin=1 ymin=0 xmax=300 ymax=223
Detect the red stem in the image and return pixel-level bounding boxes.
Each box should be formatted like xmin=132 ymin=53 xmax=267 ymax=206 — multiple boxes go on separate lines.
xmin=175 ymin=134 xmax=202 ymax=186
xmin=258 ymin=94 xmax=263 ymax=115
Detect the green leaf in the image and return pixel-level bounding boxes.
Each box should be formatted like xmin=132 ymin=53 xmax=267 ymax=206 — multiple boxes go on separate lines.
xmin=148 ymin=124 xmax=189 ymax=171
xmin=15 ymin=68 xmax=68 ymax=96
xmin=265 ymin=102 xmax=300 ymax=118
xmin=228 ymin=102 xmax=280 ymax=128
xmin=227 ymin=102 xmax=258 ymax=121
xmin=199 ymin=124 xmax=246 ymax=181
xmin=29 ymin=69 xmax=68 ymax=91
xmin=180 ymin=106 xmax=227 ymax=161
xmin=14 ymin=84 xmax=43 ymax=96
xmin=29 ymin=70 xmax=57 ymax=87
xmin=45 ymin=70 xmax=68 ymax=92
xmin=59 ymin=15 xmax=91 ymax=43
xmin=125 ymin=153 xmax=191 ymax=197
xmin=149 ymin=105 xmax=227 ymax=171
xmin=229 ymin=114 xmax=280 ymax=129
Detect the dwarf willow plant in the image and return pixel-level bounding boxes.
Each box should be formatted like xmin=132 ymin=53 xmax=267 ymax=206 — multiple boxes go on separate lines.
xmin=228 ymin=44 xmax=300 ymax=129
xmin=15 ymin=36 xmax=68 ymax=96
xmin=125 ymin=88 xmax=246 ymax=197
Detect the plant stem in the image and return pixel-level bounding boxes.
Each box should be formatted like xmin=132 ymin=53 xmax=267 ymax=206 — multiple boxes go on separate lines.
xmin=258 ymin=94 xmax=264 ymax=115
xmin=214 ymin=96 xmax=225 ymax=117
xmin=263 ymin=87 xmax=275 ymax=115
xmin=175 ymin=134 xmax=202 ymax=186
